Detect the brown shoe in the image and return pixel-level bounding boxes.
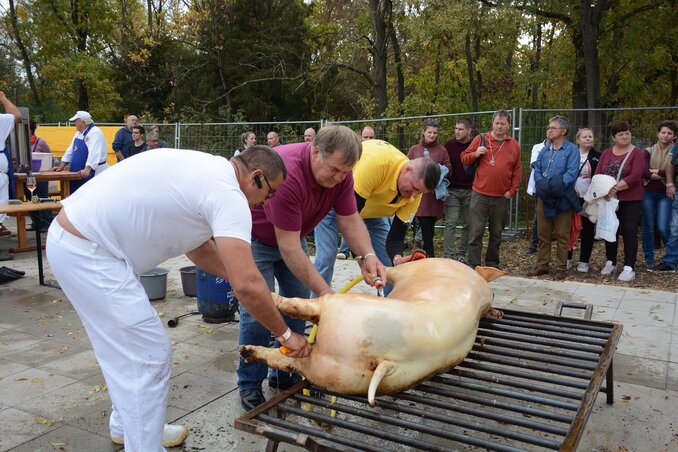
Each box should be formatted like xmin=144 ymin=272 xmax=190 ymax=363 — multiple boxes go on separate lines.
xmin=527 ymin=267 xmax=549 ymax=277
xmin=553 ymin=269 xmax=566 ymax=280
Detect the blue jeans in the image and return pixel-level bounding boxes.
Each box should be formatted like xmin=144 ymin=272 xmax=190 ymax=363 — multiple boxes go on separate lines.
xmin=641 ymin=191 xmax=672 ymax=265
xmin=662 ymin=199 xmax=678 ymax=268
xmin=338 ymin=238 xmax=349 ymax=255
xmin=237 ymin=238 xmax=310 ymax=391
xmin=313 ymin=209 xmax=392 ymax=285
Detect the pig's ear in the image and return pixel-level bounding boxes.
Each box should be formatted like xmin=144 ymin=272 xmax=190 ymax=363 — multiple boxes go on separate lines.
xmin=475 ymin=266 xmax=507 ymax=282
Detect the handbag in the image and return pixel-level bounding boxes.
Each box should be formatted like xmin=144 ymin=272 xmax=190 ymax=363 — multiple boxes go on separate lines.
xmin=464 ymin=133 xmax=485 ymax=179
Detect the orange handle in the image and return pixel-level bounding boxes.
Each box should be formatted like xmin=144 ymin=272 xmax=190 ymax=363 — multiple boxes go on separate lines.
xmin=280 ymin=346 xmax=292 ymax=355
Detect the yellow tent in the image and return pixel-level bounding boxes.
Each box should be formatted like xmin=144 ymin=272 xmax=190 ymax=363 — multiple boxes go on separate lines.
xmin=37 ymin=125 xmax=122 ymax=166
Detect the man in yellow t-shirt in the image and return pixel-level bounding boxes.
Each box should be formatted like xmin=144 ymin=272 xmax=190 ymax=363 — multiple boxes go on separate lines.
xmin=314 ymin=139 xmax=440 ymax=284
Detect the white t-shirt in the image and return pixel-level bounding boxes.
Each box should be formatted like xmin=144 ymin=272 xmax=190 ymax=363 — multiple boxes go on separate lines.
xmin=62 ymin=148 xmax=252 ymax=274
xmin=526 ymin=140 xmax=547 ymax=196
xmin=0 ymin=113 xmax=15 ymax=222
xmin=0 ymin=113 xmax=14 ymax=173
xmin=62 ymin=125 xmax=109 ymax=172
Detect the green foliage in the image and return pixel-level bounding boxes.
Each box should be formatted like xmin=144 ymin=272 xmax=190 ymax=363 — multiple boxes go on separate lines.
xmin=0 ymin=0 xmax=673 ymax=123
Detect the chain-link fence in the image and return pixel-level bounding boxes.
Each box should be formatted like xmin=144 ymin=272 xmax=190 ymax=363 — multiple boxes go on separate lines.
xmin=330 ymin=110 xmax=513 ymax=154
xmin=45 ymin=105 xmax=677 ymax=235
xmin=176 ymin=121 xmax=322 ymax=158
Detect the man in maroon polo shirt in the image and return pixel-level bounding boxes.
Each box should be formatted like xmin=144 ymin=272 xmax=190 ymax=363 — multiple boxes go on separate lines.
xmin=238 ymin=125 xmax=387 ymax=411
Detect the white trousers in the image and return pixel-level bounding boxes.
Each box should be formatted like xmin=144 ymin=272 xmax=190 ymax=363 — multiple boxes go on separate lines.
xmin=0 ymin=153 xmax=9 ymax=223
xmin=46 ymin=221 xmax=171 ymax=452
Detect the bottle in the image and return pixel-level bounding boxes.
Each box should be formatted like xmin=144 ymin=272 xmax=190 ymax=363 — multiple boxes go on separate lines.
xmin=423 ymin=148 xmax=429 ymax=158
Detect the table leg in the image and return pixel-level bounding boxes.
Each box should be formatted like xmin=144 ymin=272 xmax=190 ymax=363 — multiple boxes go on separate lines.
xmin=14 ymin=213 xmax=28 ymax=251
xmin=36 ymin=228 xmax=45 ymax=286
xmin=61 ymin=182 xmax=71 ymax=199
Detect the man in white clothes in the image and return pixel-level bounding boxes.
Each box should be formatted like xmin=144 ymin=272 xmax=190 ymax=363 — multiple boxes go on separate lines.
xmin=46 ymin=146 xmax=311 ymax=452
xmin=0 ymin=91 xmax=22 ymax=259
xmin=52 ymin=111 xmax=109 ymax=192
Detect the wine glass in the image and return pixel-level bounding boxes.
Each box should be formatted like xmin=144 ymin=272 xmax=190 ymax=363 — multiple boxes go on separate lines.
xmin=26 ymin=176 xmax=38 ymax=202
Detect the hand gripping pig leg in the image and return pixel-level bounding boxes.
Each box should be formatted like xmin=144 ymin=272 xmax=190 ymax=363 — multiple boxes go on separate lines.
xmin=367 ymin=360 xmax=397 ymax=406
xmin=240 ymin=345 xmax=308 ymax=375
xmin=272 ymin=293 xmax=321 ymax=324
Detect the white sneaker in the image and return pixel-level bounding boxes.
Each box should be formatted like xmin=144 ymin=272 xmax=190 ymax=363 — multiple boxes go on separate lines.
xmin=336 ymin=252 xmax=347 ymax=260
xmin=566 ymin=259 xmax=573 ymax=270
xmin=576 ymin=262 xmax=589 ymax=273
xmin=111 ymin=424 xmax=189 ymax=447
xmin=601 ymin=260 xmax=615 ymax=275
xmin=618 ymin=266 xmax=635 ymax=282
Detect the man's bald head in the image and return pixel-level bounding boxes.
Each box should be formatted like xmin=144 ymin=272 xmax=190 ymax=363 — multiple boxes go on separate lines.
xmin=267 ymin=131 xmax=281 ymax=147
xmin=126 ymin=115 xmax=139 ymax=130
xmin=304 ymin=128 xmax=316 ymax=142
xmin=361 ymin=126 xmax=375 ymax=141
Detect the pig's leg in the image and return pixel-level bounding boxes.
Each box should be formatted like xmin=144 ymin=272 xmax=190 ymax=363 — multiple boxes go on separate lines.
xmin=272 ymin=293 xmax=321 ymax=324
xmin=367 ymin=360 xmax=397 ymax=406
xmin=240 ymin=345 xmax=308 ymax=375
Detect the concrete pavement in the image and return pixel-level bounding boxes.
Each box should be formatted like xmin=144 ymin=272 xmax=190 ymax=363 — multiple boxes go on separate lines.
xmin=0 ymin=221 xmax=676 ymax=451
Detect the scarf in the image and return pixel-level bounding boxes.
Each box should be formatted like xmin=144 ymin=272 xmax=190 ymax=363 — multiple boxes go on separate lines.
xmin=646 ymin=142 xmax=672 ymax=186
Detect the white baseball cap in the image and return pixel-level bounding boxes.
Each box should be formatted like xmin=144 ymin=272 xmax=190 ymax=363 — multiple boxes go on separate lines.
xmin=69 ymin=111 xmax=92 ymax=122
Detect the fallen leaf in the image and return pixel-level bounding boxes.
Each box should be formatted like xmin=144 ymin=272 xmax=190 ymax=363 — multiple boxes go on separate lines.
xmin=50 ymin=441 xmax=66 ymax=449
xmin=31 ymin=378 xmax=44 ymax=384
xmin=15 ymin=377 xmax=28 ymax=381
xmin=620 ymin=395 xmax=631 ymax=401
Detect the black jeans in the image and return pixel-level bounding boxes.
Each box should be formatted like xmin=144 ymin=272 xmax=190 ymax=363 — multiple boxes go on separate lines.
xmin=604 ymin=200 xmax=641 ymax=269
xmin=417 ymin=216 xmax=437 ymax=257
xmin=568 ymin=198 xmax=595 ymax=263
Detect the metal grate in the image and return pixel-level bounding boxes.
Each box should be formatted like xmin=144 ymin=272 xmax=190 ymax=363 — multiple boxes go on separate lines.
xmin=235 ymin=309 xmax=622 ymax=451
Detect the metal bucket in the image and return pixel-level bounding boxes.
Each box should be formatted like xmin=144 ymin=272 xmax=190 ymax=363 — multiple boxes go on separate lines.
xmin=196 ymin=268 xmax=238 ymax=323
xmin=139 ymin=267 xmax=169 ymax=300
xmin=179 ymin=266 xmax=197 ymax=297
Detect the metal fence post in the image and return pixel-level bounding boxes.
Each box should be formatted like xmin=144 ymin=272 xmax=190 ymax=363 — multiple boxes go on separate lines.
xmin=175 ymin=122 xmax=180 ymax=148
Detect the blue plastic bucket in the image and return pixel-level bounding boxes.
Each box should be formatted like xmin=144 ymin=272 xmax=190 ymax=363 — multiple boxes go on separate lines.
xmin=196 ymin=268 xmax=238 ymax=323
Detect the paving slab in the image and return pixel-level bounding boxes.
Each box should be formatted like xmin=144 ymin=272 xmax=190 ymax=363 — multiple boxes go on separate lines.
xmin=0 ymin=407 xmax=61 ymax=452
xmin=7 ymin=424 xmax=118 ymax=452
xmin=578 ymin=383 xmax=678 ymax=451
xmin=0 ymin=218 xmax=676 ymax=451
xmin=0 ymin=368 xmax=77 ymax=406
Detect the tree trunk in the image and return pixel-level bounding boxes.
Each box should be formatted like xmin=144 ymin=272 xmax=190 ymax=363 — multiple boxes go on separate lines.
xmin=368 ymin=0 xmax=390 ymax=123
xmin=432 ymin=40 xmax=442 ymax=112
xmin=73 ymin=0 xmax=90 ymax=111
xmin=147 ymin=0 xmax=154 ymax=30
xmin=465 ymin=34 xmax=478 ymax=112
xmin=530 ymin=20 xmax=542 ymax=108
xmin=389 ymin=18 xmax=406 ymax=150
xmin=579 ymin=1 xmax=604 ymax=129
xmin=7 ymin=0 xmax=41 ymax=106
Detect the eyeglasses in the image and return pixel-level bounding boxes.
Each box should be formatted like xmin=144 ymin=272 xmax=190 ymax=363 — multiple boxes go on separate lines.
xmin=261 ymin=174 xmax=275 ymax=199
xmin=546 ymin=127 xmax=564 ymax=131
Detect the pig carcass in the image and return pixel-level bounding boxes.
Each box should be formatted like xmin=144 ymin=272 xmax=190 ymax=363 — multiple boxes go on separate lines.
xmin=241 ymin=258 xmax=505 ymax=405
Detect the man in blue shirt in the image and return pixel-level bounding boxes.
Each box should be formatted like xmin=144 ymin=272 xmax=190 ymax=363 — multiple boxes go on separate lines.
xmin=527 ymin=116 xmax=581 ymax=280
xmin=112 ymin=114 xmax=138 ymax=161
